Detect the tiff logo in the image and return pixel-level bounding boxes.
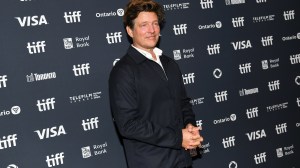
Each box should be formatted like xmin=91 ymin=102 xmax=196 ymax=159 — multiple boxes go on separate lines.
xmin=246 ymin=107 xmax=259 ymax=119
xmin=268 ymin=80 xmax=280 ymax=91
xmin=182 ymin=73 xmax=195 ymax=85
xmin=254 ymin=152 xmax=267 ymax=164
xmin=82 ymin=117 xmax=99 ymax=131
xmin=27 ymin=41 xmax=46 ymax=54
xmin=207 ymin=44 xmax=220 ymax=55
xmin=46 ymin=152 xmax=64 ymax=167
xmin=239 ymin=63 xmax=251 ymax=74
xmin=290 ymin=54 xmax=300 ymax=64
xmin=36 ymin=98 xmax=55 ymax=112
xmin=261 ymin=36 xmax=273 ymax=46
xmin=215 ymin=91 xmax=228 ymax=102
xmin=64 ymin=11 xmax=81 ymax=23
xmin=73 ymin=63 xmax=90 ymax=76
xmin=0 ymin=75 xmax=8 ymax=88
xmin=173 ymin=24 xmax=187 ymax=35
xmin=232 ymin=17 xmax=244 ymax=27
xmin=225 ymin=0 xmax=245 ymax=5
xmin=15 ymin=15 xmax=48 ymax=27
xmin=297 ymin=98 xmax=300 ymax=107
xmin=256 ymin=0 xmax=267 ymax=3
xmin=106 ymin=32 xmax=122 ymax=44
xmin=0 ymin=134 xmax=17 ymax=150
xmin=200 ymin=0 xmax=213 ymax=9
xmin=275 ymin=123 xmax=287 ymax=134
xmin=283 ymin=10 xmax=295 ymax=20
xmin=222 ymin=136 xmax=235 ymax=148
xmin=196 ymin=120 xmax=203 ymax=127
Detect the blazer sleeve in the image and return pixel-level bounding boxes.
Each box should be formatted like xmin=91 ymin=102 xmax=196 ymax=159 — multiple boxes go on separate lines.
xmin=109 ymin=63 xmax=182 ymax=149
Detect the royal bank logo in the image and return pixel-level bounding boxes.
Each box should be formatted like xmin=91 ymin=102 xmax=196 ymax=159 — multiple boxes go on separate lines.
xmin=200 ymin=0 xmax=213 ymax=9
xmin=81 ymin=142 xmax=108 ymax=159
xmin=182 ymin=73 xmax=195 ymax=85
xmin=173 ymin=48 xmax=195 ymax=60
xmin=239 ymin=87 xmax=259 ymax=96
xmin=232 ymin=17 xmax=244 ymax=27
xmin=222 ymin=136 xmax=235 ymax=148
xmin=82 ymin=146 xmax=92 ymax=158
xmin=276 ymin=144 xmax=294 ymax=158
xmin=163 ymin=3 xmax=190 ymax=11
xmin=290 ymin=53 xmax=300 ymax=64
xmin=282 ymin=32 xmax=300 ymax=41
xmin=207 ymin=44 xmax=220 ymax=55
xmin=63 ymin=35 xmax=90 ymax=49
xmin=36 ymin=97 xmax=55 ymax=112
xmin=268 ymin=80 xmax=280 ymax=91
xmin=26 ymin=72 xmax=56 ymax=82
xmin=34 ymin=125 xmax=67 ymax=140
xmin=0 ymin=106 xmax=21 ymax=118
xmin=190 ymin=97 xmax=205 ymax=106
xmin=254 ymin=152 xmax=267 ymax=164
xmin=261 ymin=58 xmax=279 ymax=70
xmin=173 ymin=24 xmax=187 ymax=35
xmin=106 ymin=32 xmax=122 ymax=44
xmin=82 ymin=117 xmax=99 ymax=131
xmin=69 ymin=91 xmax=101 ymax=103
xmin=0 ymin=134 xmax=17 ymax=150
xmin=198 ymin=21 xmax=222 ymax=30
xmin=261 ymin=36 xmax=273 ymax=46
xmin=239 ymin=63 xmax=251 ymax=74
xmin=64 ymin=11 xmax=81 ymax=23
xmin=246 ymin=129 xmax=267 ymax=141
xmin=46 ymin=152 xmax=64 ymax=167
xmin=253 ymin=15 xmax=275 ymax=23
xmin=225 ymin=0 xmax=245 ymax=5
xmin=266 ymin=102 xmax=288 ymax=112
xmin=283 ymin=10 xmax=295 ymax=20
xmin=15 ymin=15 xmax=48 ymax=27
xmin=0 ymin=75 xmax=8 ymax=88
xmin=246 ymin=107 xmax=259 ymax=119
xmin=96 ymin=8 xmax=124 ymax=17
xmin=215 ymin=90 xmax=228 ymax=102
xmin=231 ymin=40 xmax=252 ymax=50
xmin=27 ymin=41 xmax=46 ymax=54
xmin=256 ymin=0 xmax=267 ymax=3
xmin=73 ymin=63 xmax=90 ymax=76
xmin=214 ymin=114 xmax=236 ymax=125
xmin=202 ymin=142 xmax=211 ymax=154
xmin=275 ymin=123 xmax=287 ymax=134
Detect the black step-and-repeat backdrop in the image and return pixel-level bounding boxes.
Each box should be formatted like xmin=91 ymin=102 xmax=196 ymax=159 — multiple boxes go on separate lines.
xmin=1 ymin=0 xmax=300 ymax=167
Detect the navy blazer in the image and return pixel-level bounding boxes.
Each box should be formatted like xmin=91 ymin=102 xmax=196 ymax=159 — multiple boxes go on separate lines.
xmin=109 ymin=46 xmax=196 ymax=168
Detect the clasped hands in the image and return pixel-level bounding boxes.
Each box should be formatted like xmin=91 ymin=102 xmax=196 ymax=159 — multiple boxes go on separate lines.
xmin=182 ymin=124 xmax=203 ymax=150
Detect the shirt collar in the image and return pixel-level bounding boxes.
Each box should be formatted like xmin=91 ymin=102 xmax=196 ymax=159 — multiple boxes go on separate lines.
xmin=131 ymin=45 xmax=162 ymax=61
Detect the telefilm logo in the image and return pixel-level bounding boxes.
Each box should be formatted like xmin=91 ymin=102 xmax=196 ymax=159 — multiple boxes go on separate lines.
xmin=0 ymin=106 xmax=21 ymax=118
xmin=0 ymin=134 xmax=17 ymax=150
xmin=198 ymin=21 xmax=222 ymax=30
xmin=69 ymin=91 xmax=101 ymax=103
xmin=225 ymin=0 xmax=245 ymax=5
xmin=173 ymin=48 xmax=195 ymax=60
xmin=173 ymin=24 xmax=187 ymax=35
xmin=15 ymin=15 xmax=48 ymax=27
xmin=276 ymin=144 xmax=294 ymax=158
xmin=207 ymin=44 xmax=220 ymax=55
xmin=63 ymin=35 xmax=90 ymax=49
xmin=246 ymin=107 xmax=259 ymax=119
xmin=106 ymin=32 xmax=122 ymax=44
xmin=261 ymin=58 xmax=279 ymax=70
xmin=254 ymin=152 xmax=267 ymax=164
xmin=245 ymin=129 xmax=267 ymax=141
xmin=182 ymin=73 xmax=195 ymax=85
xmin=73 ymin=63 xmax=90 ymax=76
xmin=82 ymin=117 xmax=99 ymax=131
xmin=283 ymin=10 xmax=295 ymax=20
xmin=81 ymin=141 xmax=108 ymax=158
xmin=290 ymin=53 xmax=300 ymax=65
xmin=190 ymin=97 xmax=205 ymax=106
xmin=282 ymin=32 xmax=300 ymax=42
xmin=214 ymin=114 xmax=236 ymax=125
xmin=96 ymin=8 xmax=124 ymax=18
xmin=222 ymin=136 xmax=236 ymax=148
xmin=0 ymin=75 xmax=8 ymax=88
xmin=64 ymin=11 xmax=81 ymax=23
xmin=266 ymin=102 xmax=288 ymax=112
xmin=200 ymin=0 xmax=213 ymax=9
xmin=46 ymin=152 xmax=64 ymax=167
xmin=34 ymin=125 xmax=67 ymax=140
xmin=27 ymin=41 xmax=46 ymax=54
xmin=253 ymin=15 xmax=275 ymax=23
xmin=239 ymin=87 xmax=259 ymax=96
xmin=163 ymin=2 xmax=190 ymax=11
xmin=26 ymin=72 xmax=56 ymax=82
xmin=231 ymin=40 xmax=252 ymax=50
xmin=239 ymin=63 xmax=251 ymax=74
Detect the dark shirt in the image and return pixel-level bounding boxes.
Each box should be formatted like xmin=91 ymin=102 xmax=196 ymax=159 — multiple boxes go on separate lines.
xmin=109 ymin=46 xmax=196 ymax=168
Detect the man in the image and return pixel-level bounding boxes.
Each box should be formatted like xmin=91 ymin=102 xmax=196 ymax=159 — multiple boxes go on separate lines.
xmin=109 ymin=0 xmax=203 ymax=167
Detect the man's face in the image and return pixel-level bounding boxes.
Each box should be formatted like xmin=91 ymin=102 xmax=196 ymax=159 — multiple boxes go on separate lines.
xmin=126 ymin=12 xmax=160 ymax=51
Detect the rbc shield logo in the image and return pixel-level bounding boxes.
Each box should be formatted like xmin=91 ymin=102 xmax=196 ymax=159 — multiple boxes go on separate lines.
xmin=63 ymin=38 xmax=74 ymax=49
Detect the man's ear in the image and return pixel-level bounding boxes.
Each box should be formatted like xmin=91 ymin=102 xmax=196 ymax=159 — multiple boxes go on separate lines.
xmin=126 ymin=26 xmax=133 ymax=38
